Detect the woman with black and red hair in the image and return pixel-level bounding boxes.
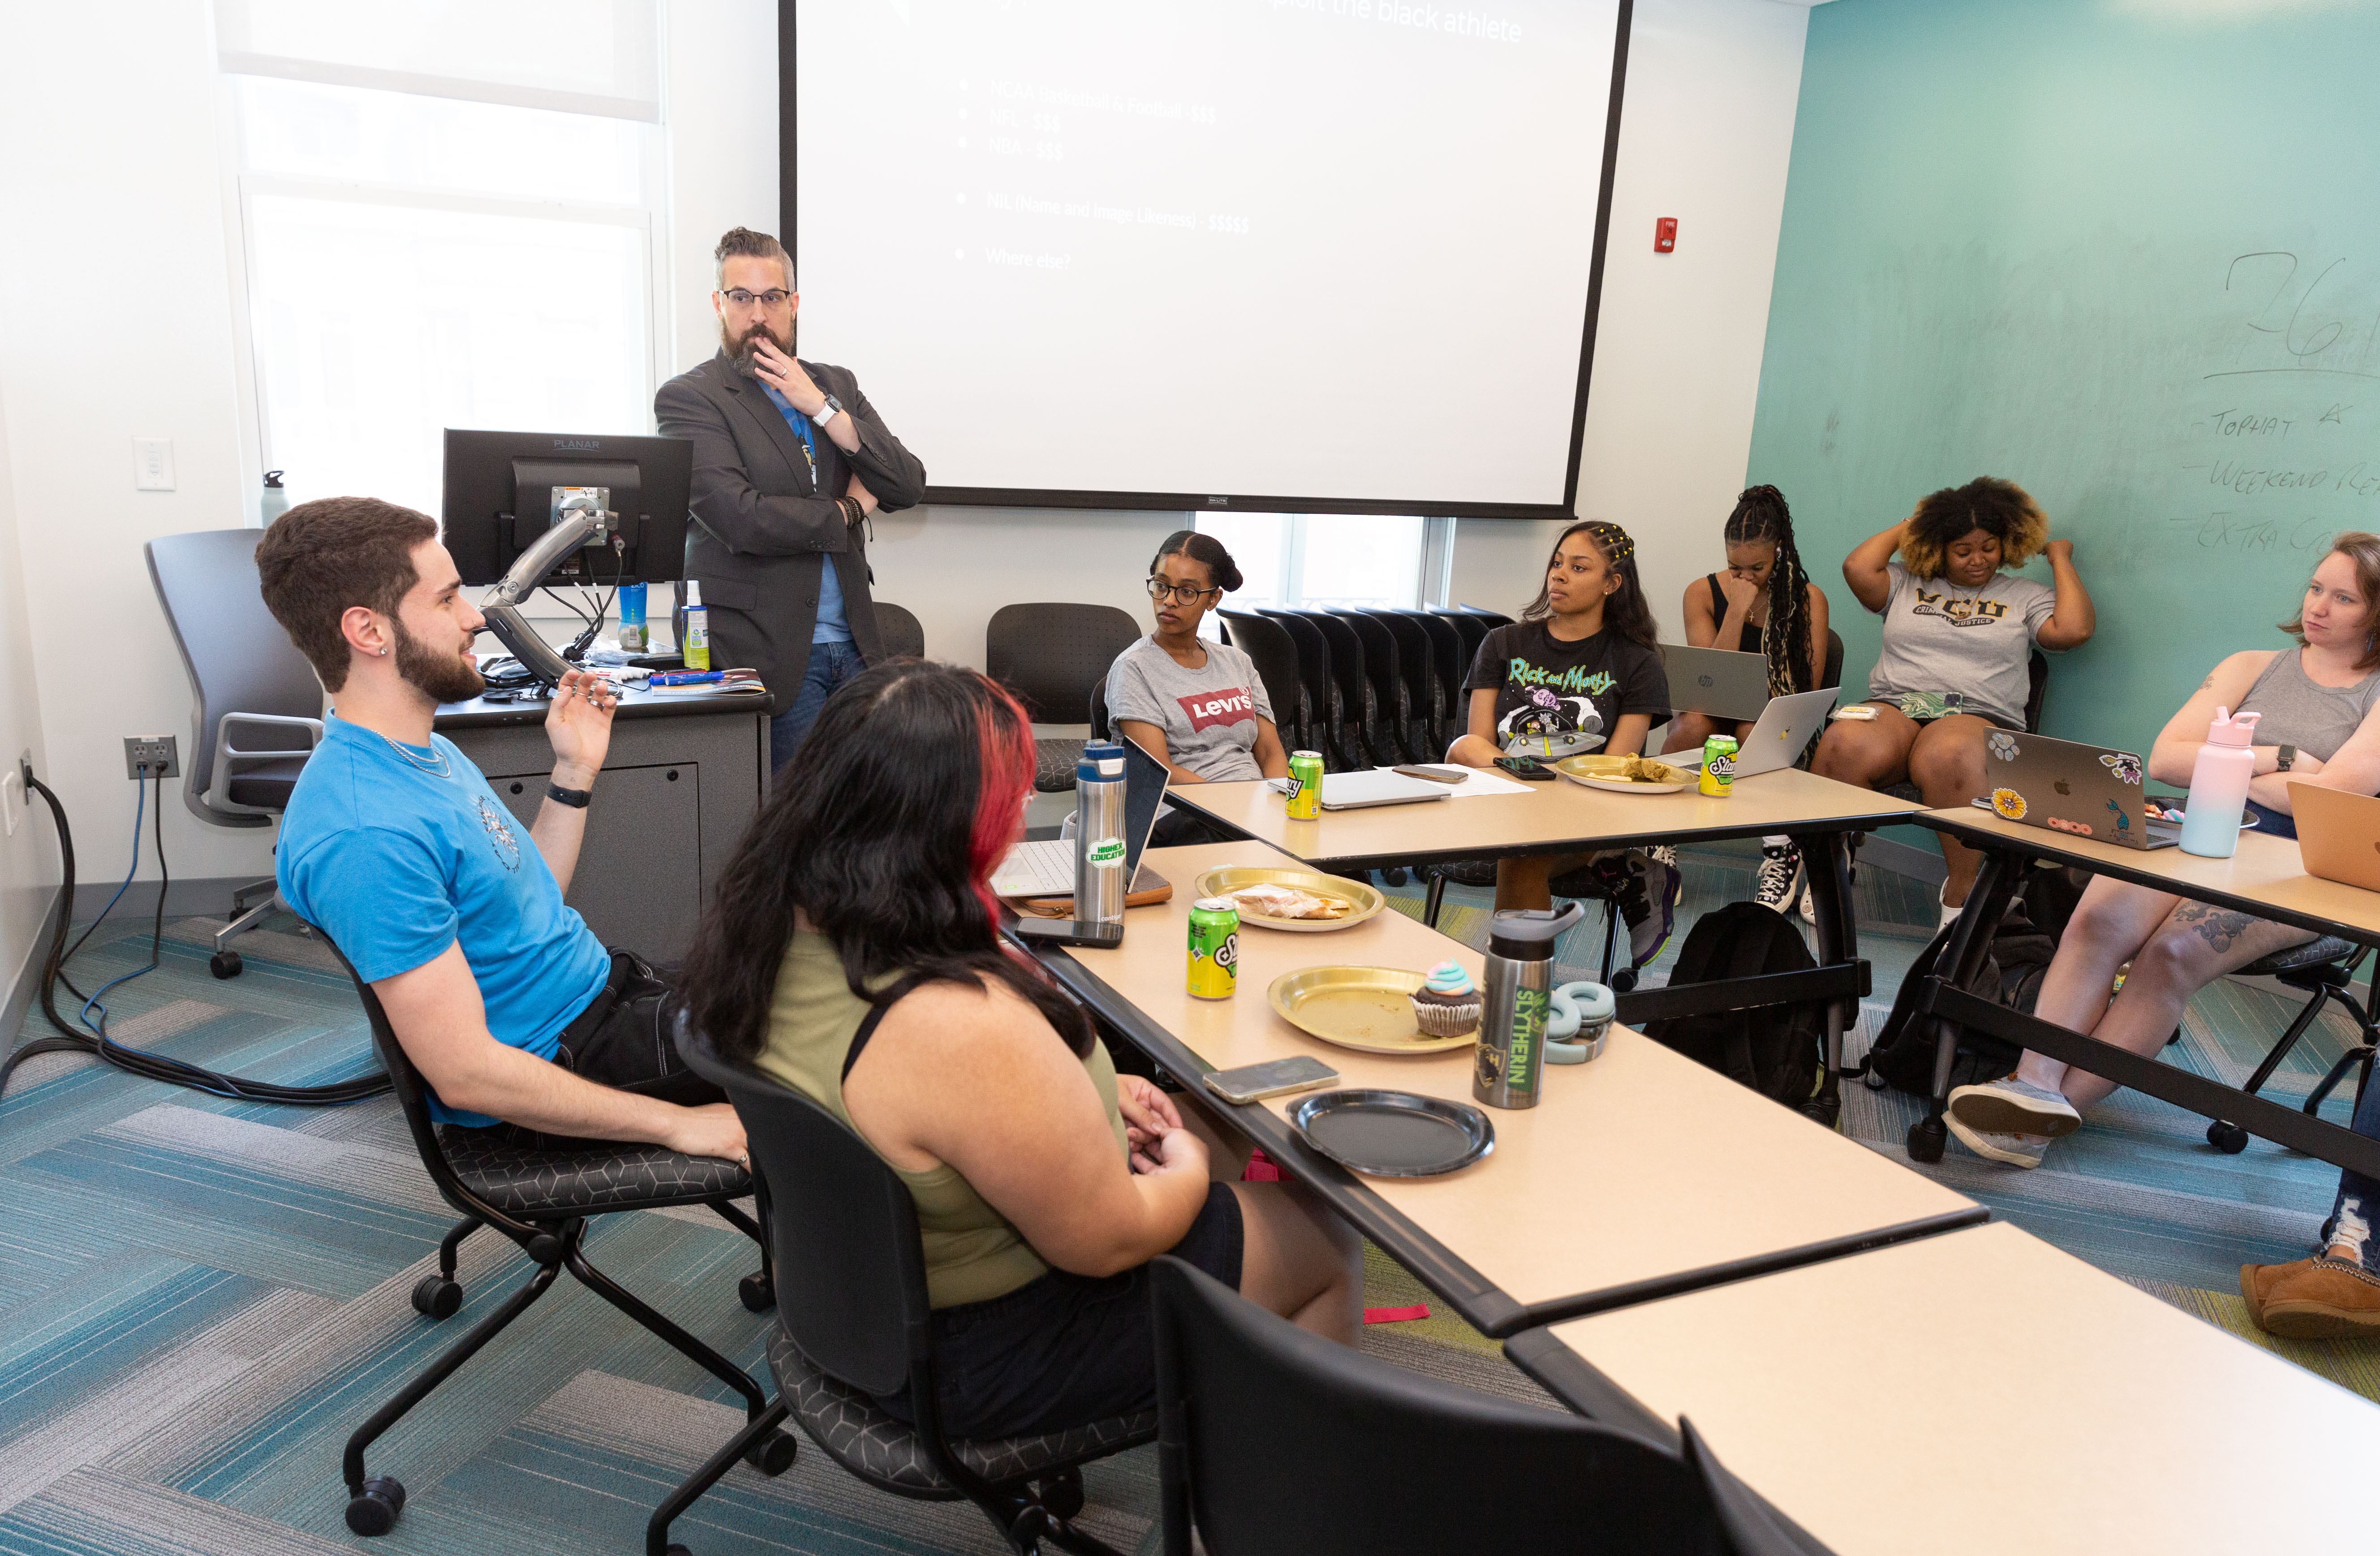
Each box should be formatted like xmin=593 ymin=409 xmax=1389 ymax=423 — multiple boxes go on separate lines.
xmin=678 ymin=659 xmax=1358 ymax=1440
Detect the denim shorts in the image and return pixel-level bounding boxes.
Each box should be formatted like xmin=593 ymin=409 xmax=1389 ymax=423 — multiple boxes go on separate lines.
xmin=878 ymin=1181 xmax=1245 ymax=1441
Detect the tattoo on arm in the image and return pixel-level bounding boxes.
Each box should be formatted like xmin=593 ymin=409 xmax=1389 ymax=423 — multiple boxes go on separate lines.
xmin=2199 ymin=674 xmax=2215 ymax=690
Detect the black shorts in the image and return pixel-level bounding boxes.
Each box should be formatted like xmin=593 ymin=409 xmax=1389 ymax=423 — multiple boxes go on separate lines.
xmin=881 ymin=1180 xmax=1245 ymax=1441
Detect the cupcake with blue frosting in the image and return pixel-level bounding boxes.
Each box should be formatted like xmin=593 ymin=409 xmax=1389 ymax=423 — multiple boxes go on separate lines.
xmin=1410 ymin=960 xmax=1483 ymax=1038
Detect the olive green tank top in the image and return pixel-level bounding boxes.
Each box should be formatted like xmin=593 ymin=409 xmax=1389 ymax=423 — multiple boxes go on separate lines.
xmin=753 ymin=931 xmax=1130 ymax=1309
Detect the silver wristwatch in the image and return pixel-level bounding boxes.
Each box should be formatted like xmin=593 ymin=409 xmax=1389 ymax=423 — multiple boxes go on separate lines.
xmin=811 ymin=394 xmax=844 ymax=428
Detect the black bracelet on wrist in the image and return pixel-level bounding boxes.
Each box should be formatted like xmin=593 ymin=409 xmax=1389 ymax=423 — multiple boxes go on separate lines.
xmin=547 ymin=782 xmax=592 ymax=809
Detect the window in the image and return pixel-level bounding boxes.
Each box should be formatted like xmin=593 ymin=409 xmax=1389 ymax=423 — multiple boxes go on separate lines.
xmin=1192 ymin=514 xmax=1453 ymax=634
xmin=219 ymin=0 xmax=667 ymax=520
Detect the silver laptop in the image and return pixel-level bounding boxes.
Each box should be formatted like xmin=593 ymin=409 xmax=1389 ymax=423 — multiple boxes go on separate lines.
xmin=1660 ymin=643 xmax=1771 ymax=724
xmin=1683 ymin=687 xmax=1838 ymax=780
xmin=993 ymin=737 xmax=1171 ymax=896
xmin=1268 ymin=768 xmax=1456 ymax=810
xmin=1971 ymin=731 xmax=2179 ymax=851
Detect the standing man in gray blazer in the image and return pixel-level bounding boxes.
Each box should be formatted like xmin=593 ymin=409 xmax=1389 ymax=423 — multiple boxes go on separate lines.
xmin=654 ymin=227 xmax=927 ymax=766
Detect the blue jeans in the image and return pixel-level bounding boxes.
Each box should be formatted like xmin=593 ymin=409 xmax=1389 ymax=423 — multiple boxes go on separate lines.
xmin=770 ymin=639 xmax=862 ymax=770
xmin=2324 ymin=1068 xmax=2380 ymax=1270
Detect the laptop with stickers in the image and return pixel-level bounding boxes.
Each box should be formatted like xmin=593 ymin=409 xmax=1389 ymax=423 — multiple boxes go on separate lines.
xmin=1971 ymin=730 xmax=2180 ymax=851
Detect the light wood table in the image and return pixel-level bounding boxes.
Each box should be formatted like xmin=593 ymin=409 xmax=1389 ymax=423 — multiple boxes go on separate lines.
xmin=1907 ymin=808 xmax=2380 ymax=1181
xmin=1168 ymin=766 xmax=1922 ymax=1128
xmin=1505 ymin=1221 xmax=2380 ymax=1556
xmin=1021 ymin=840 xmax=1984 ymax=1337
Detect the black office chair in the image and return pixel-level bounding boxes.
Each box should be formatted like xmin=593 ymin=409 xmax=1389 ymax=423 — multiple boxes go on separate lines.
xmin=313 ymin=934 xmax=789 ymax=1543
xmin=1292 ymin=610 xmax=1395 ymax=767
xmin=874 ymin=600 xmax=926 ymax=659
xmin=1216 ymin=609 xmax=1312 ymax=756
xmin=1429 ymin=605 xmax=1494 ymax=672
xmin=1330 ymin=609 xmax=1420 ymax=764
xmin=2205 ymin=939 xmax=2380 ymax=1153
xmin=146 ymin=529 xmax=325 ymax=979
xmin=986 ymin=603 xmax=1143 ymax=793
xmin=1398 ymin=608 xmax=1470 ymax=759
xmin=1260 ymin=610 xmax=1360 ymax=770
xmin=1821 ymin=629 xmax=1845 ymax=693
xmin=1150 ymin=1256 xmax=1742 ymax=1555
xmin=1353 ymin=609 xmax=1439 ymax=764
xmin=669 ymin=1027 xmax=1147 ymax=1556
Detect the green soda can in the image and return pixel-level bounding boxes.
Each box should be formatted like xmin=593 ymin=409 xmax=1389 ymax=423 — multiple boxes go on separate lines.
xmin=1286 ymin=749 xmax=1325 ymax=820
xmin=1699 ymin=734 xmax=1739 ymax=798
xmin=1187 ymin=897 xmax=1241 ymax=1000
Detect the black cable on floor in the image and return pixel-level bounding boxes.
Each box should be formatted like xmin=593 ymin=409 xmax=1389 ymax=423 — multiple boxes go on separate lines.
xmin=0 ymin=769 xmax=389 ymax=1106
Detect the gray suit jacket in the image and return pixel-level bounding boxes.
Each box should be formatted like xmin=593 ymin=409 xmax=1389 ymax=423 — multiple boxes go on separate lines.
xmin=653 ymin=351 xmax=927 ymax=697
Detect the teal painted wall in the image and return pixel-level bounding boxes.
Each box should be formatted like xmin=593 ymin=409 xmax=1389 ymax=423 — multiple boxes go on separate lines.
xmin=1750 ymin=0 xmax=2380 ymax=763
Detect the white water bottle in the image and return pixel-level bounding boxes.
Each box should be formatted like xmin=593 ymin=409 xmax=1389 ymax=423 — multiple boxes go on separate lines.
xmin=259 ymin=470 xmax=288 ymax=526
xmin=2178 ymin=706 xmax=2260 ymax=858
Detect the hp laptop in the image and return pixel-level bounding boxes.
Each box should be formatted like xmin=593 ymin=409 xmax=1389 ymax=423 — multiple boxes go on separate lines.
xmin=1660 ymin=643 xmax=1772 ymax=725
xmin=2291 ymin=784 xmax=2380 ymax=891
xmin=1683 ymin=687 xmax=1838 ymax=780
xmin=1971 ymin=731 xmax=2178 ymax=850
xmin=993 ymin=737 xmax=1171 ymax=897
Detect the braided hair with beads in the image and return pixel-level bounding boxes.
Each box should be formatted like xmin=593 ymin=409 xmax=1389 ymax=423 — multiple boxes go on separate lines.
xmin=1723 ymin=485 xmax=1814 ymax=699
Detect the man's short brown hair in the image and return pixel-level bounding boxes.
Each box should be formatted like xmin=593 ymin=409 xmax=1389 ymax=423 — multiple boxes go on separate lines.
xmin=714 ymin=226 xmax=794 ymax=292
xmin=256 ymin=497 xmax=438 ymax=691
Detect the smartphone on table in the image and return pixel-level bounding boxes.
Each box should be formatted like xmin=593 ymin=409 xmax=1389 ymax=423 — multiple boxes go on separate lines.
xmin=1202 ymin=1055 xmax=1340 ymax=1104
xmin=1007 ymin=918 xmax=1125 ymax=950
xmin=1394 ymin=763 xmax=1470 ymax=784
xmin=1493 ymin=756 xmax=1555 ymax=780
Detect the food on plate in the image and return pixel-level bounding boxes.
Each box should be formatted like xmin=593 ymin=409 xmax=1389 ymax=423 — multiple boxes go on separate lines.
xmin=1229 ymin=882 xmax=1351 ymax=921
xmin=1408 ymin=960 xmax=1483 ymax=1038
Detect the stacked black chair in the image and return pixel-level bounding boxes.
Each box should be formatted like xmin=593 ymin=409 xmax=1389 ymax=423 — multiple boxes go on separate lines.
xmin=314 ymin=935 xmax=790 ymax=1543
xmin=1150 ymin=1257 xmax=1789 ymax=1555
xmin=1429 ymin=605 xmax=1495 ymax=674
xmin=667 ymin=1028 xmax=1145 ymax=1556
xmin=1260 ymin=610 xmax=1360 ymax=770
xmin=1330 ymin=609 xmax=1425 ymax=765
xmin=874 ymin=600 xmax=927 ymax=659
xmin=985 ymin=603 xmax=1144 ymax=792
xmin=1217 ymin=609 xmax=1312 ymax=755
xmin=1397 ymin=608 xmax=1470 ymax=759
xmin=1291 ymin=610 xmax=1394 ymax=767
xmin=1364 ymin=609 xmax=1445 ymax=762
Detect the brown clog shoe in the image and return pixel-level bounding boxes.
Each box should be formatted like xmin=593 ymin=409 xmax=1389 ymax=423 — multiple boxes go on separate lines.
xmin=2241 ymin=1257 xmax=2317 ymax=1328
xmin=2258 ymin=1257 xmax=2380 ymax=1339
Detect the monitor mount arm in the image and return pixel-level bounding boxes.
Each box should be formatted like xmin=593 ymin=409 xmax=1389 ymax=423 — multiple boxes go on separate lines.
xmin=478 ymin=496 xmax=615 ymax=687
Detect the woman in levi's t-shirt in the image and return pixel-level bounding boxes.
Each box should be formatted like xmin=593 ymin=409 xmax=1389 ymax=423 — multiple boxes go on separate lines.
xmin=1105 ymin=530 xmax=1291 ymax=786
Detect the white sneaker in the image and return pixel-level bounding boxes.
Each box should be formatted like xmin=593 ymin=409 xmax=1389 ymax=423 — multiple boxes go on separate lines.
xmin=1944 ymin=1115 xmax=2050 ymax=1168
xmin=1939 ymin=888 xmax=1962 ymax=930
xmin=1754 ymin=841 xmax=1802 ymax=914
xmin=1947 ymin=1075 xmax=2083 ymax=1138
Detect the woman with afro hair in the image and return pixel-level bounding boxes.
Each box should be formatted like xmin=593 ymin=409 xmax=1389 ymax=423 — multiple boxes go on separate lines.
xmin=1814 ymin=477 xmax=2095 ymax=925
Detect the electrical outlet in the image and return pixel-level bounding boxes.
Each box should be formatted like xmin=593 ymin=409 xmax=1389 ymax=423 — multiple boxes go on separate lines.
xmin=125 ymin=735 xmax=179 ymax=780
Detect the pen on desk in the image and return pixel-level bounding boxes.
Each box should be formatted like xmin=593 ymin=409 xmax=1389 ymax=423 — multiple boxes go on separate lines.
xmin=649 ymin=670 xmax=725 ymax=686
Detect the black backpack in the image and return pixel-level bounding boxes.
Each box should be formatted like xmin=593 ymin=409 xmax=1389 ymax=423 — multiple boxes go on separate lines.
xmin=1641 ymin=901 xmax=1826 ymax=1106
xmin=1860 ymin=866 xmax=2084 ymax=1097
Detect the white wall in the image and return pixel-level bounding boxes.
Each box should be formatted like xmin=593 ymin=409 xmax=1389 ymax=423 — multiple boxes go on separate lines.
xmin=1451 ymin=0 xmax=1811 ymax=632
xmin=0 ymin=385 xmax=60 ymax=1016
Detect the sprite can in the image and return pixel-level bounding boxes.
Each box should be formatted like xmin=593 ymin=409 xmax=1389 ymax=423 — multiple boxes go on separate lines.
xmin=1699 ymin=734 xmax=1739 ymax=798
xmin=1286 ymin=749 xmax=1324 ymax=820
xmin=1187 ymin=897 xmax=1240 ymax=1000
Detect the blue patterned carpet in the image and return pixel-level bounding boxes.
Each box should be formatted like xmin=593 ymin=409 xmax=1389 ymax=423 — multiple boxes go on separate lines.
xmin=3 ymin=846 xmax=2376 ymax=1552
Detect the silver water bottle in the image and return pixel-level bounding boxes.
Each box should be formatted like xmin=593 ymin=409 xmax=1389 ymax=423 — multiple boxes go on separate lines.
xmin=1473 ymin=903 xmax=1585 ymax=1109
xmin=1073 ymin=741 xmax=1129 ymax=926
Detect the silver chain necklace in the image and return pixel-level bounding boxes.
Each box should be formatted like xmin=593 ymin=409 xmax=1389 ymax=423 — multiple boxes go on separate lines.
xmin=374 ymin=729 xmax=453 ymax=780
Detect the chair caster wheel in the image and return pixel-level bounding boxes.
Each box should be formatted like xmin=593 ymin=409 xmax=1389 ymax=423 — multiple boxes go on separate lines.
xmin=1381 ymin=867 xmax=1409 ymax=887
xmin=1609 ymin=969 xmax=1638 ymax=994
xmin=1907 ymin=1118 xmax=1948 ymax=1164
xmin=743 ymin=1429 xmax=798 ymax=1477
xmin=344 ymin=1475 xmax=406 ymax=1535
xmin=410 ymin=1275 xmax=463 ymax=1319
xmin=738 ymin=1272 xmax=775 ymax=1313
xmin=1862 ymin=1069 xmax=1887 ymax=1091
xmin=1037 ymin=1467 xmax=1086 ymax=1522
xmin=210 ymin=951 xmax=243 ymax=980
xmin=2208 ymin=1121 xmax=2250 ymax=1155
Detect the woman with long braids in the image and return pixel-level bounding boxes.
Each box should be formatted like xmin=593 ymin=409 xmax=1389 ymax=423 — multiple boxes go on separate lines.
xmin=1446 ymin=520 xmax=1679 ymax=966
xmin=1661 ymin=485 xmax=1832 ymax=912
xmin=677 ymin=660 xmax=1358 ymax=1440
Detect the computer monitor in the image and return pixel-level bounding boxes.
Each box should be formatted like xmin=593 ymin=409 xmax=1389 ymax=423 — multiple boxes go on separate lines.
xmin=441 ymin=428 xmax=693 ymax=587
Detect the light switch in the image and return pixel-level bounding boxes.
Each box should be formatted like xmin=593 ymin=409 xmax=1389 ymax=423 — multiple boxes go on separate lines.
xmin=133 ymin=436 xmax=175 ymax=491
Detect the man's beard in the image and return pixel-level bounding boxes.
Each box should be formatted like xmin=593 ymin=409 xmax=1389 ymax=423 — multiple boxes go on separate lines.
xmin=723 ymin=315 xmax=795 ymax=372
xmin=393 ymin=616 xmax=486 ymax=705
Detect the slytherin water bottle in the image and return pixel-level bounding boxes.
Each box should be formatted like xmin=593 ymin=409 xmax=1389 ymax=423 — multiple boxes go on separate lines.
xmin=1473 ymin=903 xmax=1584 ymax=1110
xmin=1074 ymin=741 xmax=1129 ymax=926
xmin=2178 ymin=706 xmax=2260 ymax=858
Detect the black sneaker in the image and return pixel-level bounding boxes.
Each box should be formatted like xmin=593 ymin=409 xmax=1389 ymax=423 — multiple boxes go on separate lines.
xmin=1601 ymin=850 xmax=1681 ymax=970
xmin=1754 ymin=841 xmax=1802 ymax=914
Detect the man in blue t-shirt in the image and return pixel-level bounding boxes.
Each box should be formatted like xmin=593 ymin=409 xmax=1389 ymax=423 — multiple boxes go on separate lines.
xmin=258 ymin=496 xmax=745 ymax=1167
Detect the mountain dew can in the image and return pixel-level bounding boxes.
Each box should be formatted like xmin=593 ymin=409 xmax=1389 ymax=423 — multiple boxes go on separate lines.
xmin=1187 ymin=897 xmax=1240 ymax=999
xmin=1699 ymin=735 xmax=1738 ymax=797
xmin=1287 ymin=750 xmax=1324 ymax=820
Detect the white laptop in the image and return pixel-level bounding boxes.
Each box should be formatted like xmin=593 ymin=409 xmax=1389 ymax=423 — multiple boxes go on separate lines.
xmin=993 ymin=737 xmax=1171 ymax=897
xmin=1684 ymin=686 xmax=1838 ymax=780
xmin=1288 ymin=769 xmax=1456 ymax=810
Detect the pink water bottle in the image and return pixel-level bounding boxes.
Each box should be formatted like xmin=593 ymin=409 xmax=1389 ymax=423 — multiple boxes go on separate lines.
xmin=2178 ymin=707 xmax=2260 ymax=858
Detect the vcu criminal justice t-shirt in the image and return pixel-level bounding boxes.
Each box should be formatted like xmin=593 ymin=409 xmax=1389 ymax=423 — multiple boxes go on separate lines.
xmin=1464 ymin=621 xmax=1670 ymax=758
xmin=1104 ymin=635 xmax=1276 ymax=781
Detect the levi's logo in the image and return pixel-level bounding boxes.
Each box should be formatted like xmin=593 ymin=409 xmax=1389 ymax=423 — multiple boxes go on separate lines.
xmin=1179 ymin=688 xmax=1256 ymax=732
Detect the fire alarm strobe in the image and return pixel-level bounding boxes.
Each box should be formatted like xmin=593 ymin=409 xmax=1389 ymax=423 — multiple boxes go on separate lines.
xmin=1654 ymin=217 xmax=1677 ymax=254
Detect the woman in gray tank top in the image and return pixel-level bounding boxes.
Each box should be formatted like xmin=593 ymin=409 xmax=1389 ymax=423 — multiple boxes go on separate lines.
xmin=1942 ymin=536 xmax=2380 ymax=1334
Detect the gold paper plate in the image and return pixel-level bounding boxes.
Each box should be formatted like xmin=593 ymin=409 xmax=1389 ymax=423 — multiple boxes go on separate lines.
xmin=1192 ymin=866 xmax=1386 ymax=933
xmin=1552 ymin=754 xmax=1693 ymax=795
xmin=1266 ymin=965 xmax=1476 ymax=1055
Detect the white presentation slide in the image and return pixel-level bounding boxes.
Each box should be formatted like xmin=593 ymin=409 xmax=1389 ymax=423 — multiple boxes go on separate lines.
xmin=793 ymin=0 xmax=1623 ymax=509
